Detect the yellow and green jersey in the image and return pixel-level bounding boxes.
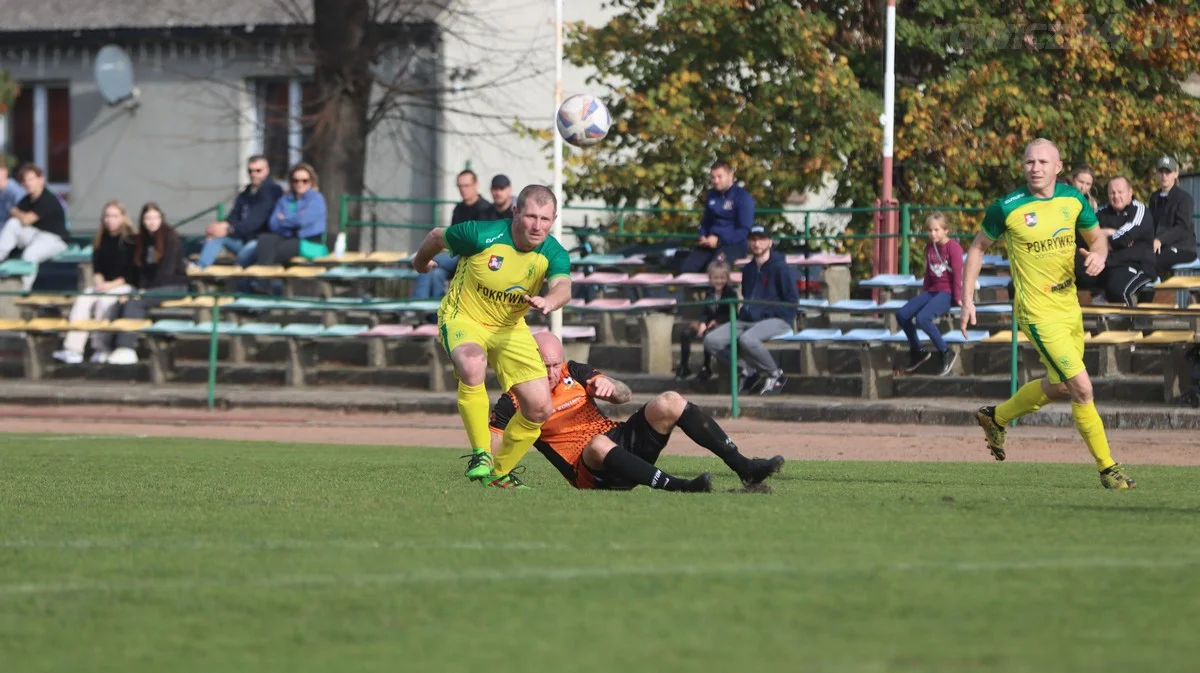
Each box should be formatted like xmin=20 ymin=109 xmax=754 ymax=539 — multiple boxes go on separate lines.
xmin=980 ymin=183 xmax=1098 ymax=325
xmin=439 ymin=219 xmax=571 ymax=329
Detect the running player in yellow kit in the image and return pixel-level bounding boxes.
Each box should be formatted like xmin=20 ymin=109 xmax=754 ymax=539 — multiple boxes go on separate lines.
xmin=411 ymin=184 xmax=573 ymax=488
xmin=961 ymin=138 xmax=1136 ymax=489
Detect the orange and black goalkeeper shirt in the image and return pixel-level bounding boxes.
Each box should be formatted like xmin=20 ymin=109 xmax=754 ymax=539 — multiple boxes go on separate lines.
xmin=489 ymin=361 xmax=619 ymax=469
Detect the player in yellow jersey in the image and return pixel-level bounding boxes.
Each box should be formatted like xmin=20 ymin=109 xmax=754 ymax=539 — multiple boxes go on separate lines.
xmin=411 ymin=184 xmax=573 ymax=488
xmin=961 ymin=138 xmax=1135 ymax=489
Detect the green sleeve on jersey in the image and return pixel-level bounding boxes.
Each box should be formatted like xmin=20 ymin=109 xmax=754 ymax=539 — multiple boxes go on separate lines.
xmin=1075 ymin=195 xmax=1099 ymax=230
xmin=542 ymin=237 xmax=572 ymax=279
xmin=980 ymin=201 xmax=1007 ymax=240
xmin=443 ymin=220 xmax=481 ymax=256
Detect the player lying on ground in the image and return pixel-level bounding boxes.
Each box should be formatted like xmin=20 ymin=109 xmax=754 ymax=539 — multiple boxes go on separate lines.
xmin=412 ymin=185 xmax=573 ymax=489
xmin=484 ymin=332 xmax=785 ymax=491
xmin=961 ymin=137 xmax=1135 ymax=489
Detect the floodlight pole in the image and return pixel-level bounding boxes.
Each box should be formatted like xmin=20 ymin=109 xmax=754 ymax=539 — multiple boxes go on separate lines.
xmin=881 ymin=0 xmax=898 ymax=274
xmin=550 ymin=0 xmax=565 ymax=339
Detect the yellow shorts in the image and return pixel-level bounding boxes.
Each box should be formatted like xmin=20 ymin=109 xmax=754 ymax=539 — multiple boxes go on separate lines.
xmin=1022 ymin=317 xmax=1086 ymax=385
xmin=439 ymin=317 xmax=545 ymax=391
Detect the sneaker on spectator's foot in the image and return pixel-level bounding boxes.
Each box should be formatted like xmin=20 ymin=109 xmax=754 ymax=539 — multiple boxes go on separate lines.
xmin=738 ymin=371 xmax=761 ymax=394
xmin=52 ymin=350 xmax=83 ymax=364
xmin=905 ymin=349 xmax=932 ymax=373
xmin=757 ymin=369 xmax=787 ymax=395
xmin=674 ymin=364 xmax=692 ymax=381
xmin=693 ymin=366 xmax=712 ymax=382
xmin=90 ymin=351 xmax=110 ymax=364
xmin=107 ymin=347 xmax=139 ymax=365
xmin=937 ymin=350 xmax=958 ymax=376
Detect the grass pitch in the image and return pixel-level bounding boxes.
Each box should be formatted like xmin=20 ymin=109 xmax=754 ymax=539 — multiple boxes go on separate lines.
xmin=2 ymin=433 xmax=1199 ymax=673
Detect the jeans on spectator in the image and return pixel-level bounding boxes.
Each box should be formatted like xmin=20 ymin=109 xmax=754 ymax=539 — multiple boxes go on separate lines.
xmin=896 ymin=290 xmax=951 ymax=353
xmin=412 ymin=252 xmax=458 ymax=299
xmin=61 ymin=284 xmax=132 ymax=355
xmin=106 ymin=284 xmax=190 ymax=351
xmin=0 ymin=216 xmax=69 ymax=290
xmin=198 ymin=237 xmax=258 ymax=268
xmin=703 ymin=317 xmax=792 ymax=375
xmin=679 ymin=241 xmax=749 ymax=274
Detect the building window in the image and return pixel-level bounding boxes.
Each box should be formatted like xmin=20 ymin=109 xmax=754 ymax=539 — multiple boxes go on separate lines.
xmin=4 ymin=82 xmax=70 ymax=187
xmin=252 ymin=78 xmax=317 ymax=178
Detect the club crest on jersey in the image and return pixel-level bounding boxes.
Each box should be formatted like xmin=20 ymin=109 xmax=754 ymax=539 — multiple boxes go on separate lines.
xmin=562 ymin=376 xmax=575 ymax=387
xmin=1024 ymin=213 xmax=1038 ymax=227
xmin=488 ymin=255 xmax=503 ymax=271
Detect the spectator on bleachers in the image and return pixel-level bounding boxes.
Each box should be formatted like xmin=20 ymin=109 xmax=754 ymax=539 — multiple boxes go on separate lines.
xmin=703 ymin=225 xmax=797 ymax=395
xmin=675 ymin=260 xmax=736 ymax=382
xmin=52 ymin=201 xmax=138 ymax=364
xmin=197 ymin=155 xmax=283 ymax=269
xmin=106 ymin=203 xmax=188 ymax=365
xmin=897 ymin=212 xmax=963 ymax=376
xmin=0 ymin=164 xmax=26 ymax=216
xmin=1077 ymin=177 xmax=1154 ymax=307
xmin=1149 ymin=156 xmax=1197 ymax=279
xmin=489 ymin=174 xmax=514 ymax=222
xmin=255 ymin=162 xmax=327 ymax=266
xmin=0 ymin=163 xmax=69 ymax=291
xmin=679 ymin=160 xmax=754 ymax=274
xmin=1069 ymin=166 xmax=1099 ymax=211
xmin=412 ymin=169 xmax=493 ymax=300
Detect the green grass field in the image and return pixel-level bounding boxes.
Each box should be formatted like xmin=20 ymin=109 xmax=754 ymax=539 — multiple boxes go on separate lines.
xmin=2 ymin=433 xmax=1199 ymax=673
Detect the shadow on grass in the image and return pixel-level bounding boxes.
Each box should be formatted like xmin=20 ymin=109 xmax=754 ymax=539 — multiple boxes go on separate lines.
xmin=1053 ymin=504 xmax=1200 ymax=516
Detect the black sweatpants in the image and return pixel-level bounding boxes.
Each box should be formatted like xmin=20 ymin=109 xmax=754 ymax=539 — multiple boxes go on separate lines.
xmin=1154 ymin=245 xmax=1198 ymax=280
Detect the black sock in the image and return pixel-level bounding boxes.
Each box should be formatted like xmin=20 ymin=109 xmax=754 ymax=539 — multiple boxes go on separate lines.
xmin=602 ymin=446 xmax=686 ymax=491
xmin=679 ymin=334 xmax=691 ymax=370
xmin=701 ymin=350 xmax=711 ymax=370
xmin=677 ymin=402 xmax=750 ymax=474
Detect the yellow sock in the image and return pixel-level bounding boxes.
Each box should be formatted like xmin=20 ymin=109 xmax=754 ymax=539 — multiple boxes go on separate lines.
xmin=493 ymin=409 xmax=543 ymax=475
xmin=994 ymin=379 xmax=1053 ymax=426
xmin=1071 ymin=401 xmax=1115 ymax=470
xmin=457 ymin=381 xmax=492 ymax=452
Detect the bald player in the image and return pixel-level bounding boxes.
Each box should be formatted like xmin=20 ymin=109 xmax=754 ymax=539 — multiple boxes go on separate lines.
xmin=962 ymin=138 xmax=1135 ymax=489
xmin=488 ymin=332 xmax=785 ymax=491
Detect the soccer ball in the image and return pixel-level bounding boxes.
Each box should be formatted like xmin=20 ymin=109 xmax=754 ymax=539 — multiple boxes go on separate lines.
xmin=556 ymin=94 xmax=611 ymax=147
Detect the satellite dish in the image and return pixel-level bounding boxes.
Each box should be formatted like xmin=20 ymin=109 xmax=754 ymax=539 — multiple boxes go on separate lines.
xmin=94 ymin=45 xmax=137 ymax=105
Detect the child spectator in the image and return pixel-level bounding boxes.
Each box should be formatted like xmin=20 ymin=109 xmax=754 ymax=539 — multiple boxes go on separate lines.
xmin=255 ymin=162 xmax=327 ymax=266
xmin=675 ymin=260 xmax=737 ymax=381
xmin=1069 ymin=166 xmax=1099 ymax=211
xmin=52 ymin=201 xmax=138 ymax=364
xmin=897 ymin=212 xmax=963 ymax=376
xmin=105 ymin=203 xmax=188 ymax=365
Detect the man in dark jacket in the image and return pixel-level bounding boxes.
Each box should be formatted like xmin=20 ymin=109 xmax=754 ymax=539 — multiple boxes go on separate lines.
xmin=1149 ymin=156 xmax=1197 ymax=279
xmin=679 ymin=161 xmax=755 ymax=273
xmin=1078 ymin=177 xmax=1155 ymax=307
xmin=702 ymin=225 xmax=798 ymax=395
xmin=197 ymin=155 xmax=284 ymax=268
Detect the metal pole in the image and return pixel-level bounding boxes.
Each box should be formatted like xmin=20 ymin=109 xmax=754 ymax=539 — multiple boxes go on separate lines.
xmin=881 ymin=0 xmax=897 ymax=274
xmin=728 ymin=301 xmax=739 ymax=419
xmin=550 ymin=0 xmax=565 ymax=340
xmin=899 ymin=203 xmax=911 ymax=275
xmin=207 ymin=301 xmax=220 ymax=412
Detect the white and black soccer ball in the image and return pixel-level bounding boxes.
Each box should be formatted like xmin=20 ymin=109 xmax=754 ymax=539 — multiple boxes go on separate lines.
xmin=555 ymin=94 xmax=611 ymax=148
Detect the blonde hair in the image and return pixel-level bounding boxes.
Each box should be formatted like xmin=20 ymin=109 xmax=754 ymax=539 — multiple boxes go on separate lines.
xmin=288 ymin=162 xmax=319 ymax=190
xmin=94 ymin=200 xmax=136 ymax=246
xmin=925 ymin=211 xmax=952 ymax=231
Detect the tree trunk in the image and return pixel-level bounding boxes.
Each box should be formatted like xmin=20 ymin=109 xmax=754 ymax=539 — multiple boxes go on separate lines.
xmin=311 ymin=0 xmax=373 ymax=250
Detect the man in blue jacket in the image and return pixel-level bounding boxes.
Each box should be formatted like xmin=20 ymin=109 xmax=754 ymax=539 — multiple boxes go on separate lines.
xmin=679 ymin=161 xmax=755 ymax=273
xmin=702 ymin=225 xmax=797 ymax=395
xmin=197 ymin=155 xmax=284 ymax=268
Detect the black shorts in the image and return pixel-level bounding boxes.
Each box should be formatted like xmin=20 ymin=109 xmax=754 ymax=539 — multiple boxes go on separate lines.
xmin=578 ymin=405 xmax=672 ymax=490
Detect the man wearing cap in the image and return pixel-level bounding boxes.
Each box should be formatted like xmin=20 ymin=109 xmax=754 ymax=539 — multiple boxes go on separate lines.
xmin=1149 ymin=156 xmax=1197 ymax=280
xmin=489 ymin=175 xmax=515 ymax=222
xmin=702 ymin=224 xmax=797 ymax=395
xmin=679 ymin=160 xmax=755 ymax=273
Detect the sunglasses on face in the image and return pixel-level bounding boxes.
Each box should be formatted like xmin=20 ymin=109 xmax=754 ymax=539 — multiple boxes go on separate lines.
xmin=291 ymin=177 xmax=311 ymax=185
